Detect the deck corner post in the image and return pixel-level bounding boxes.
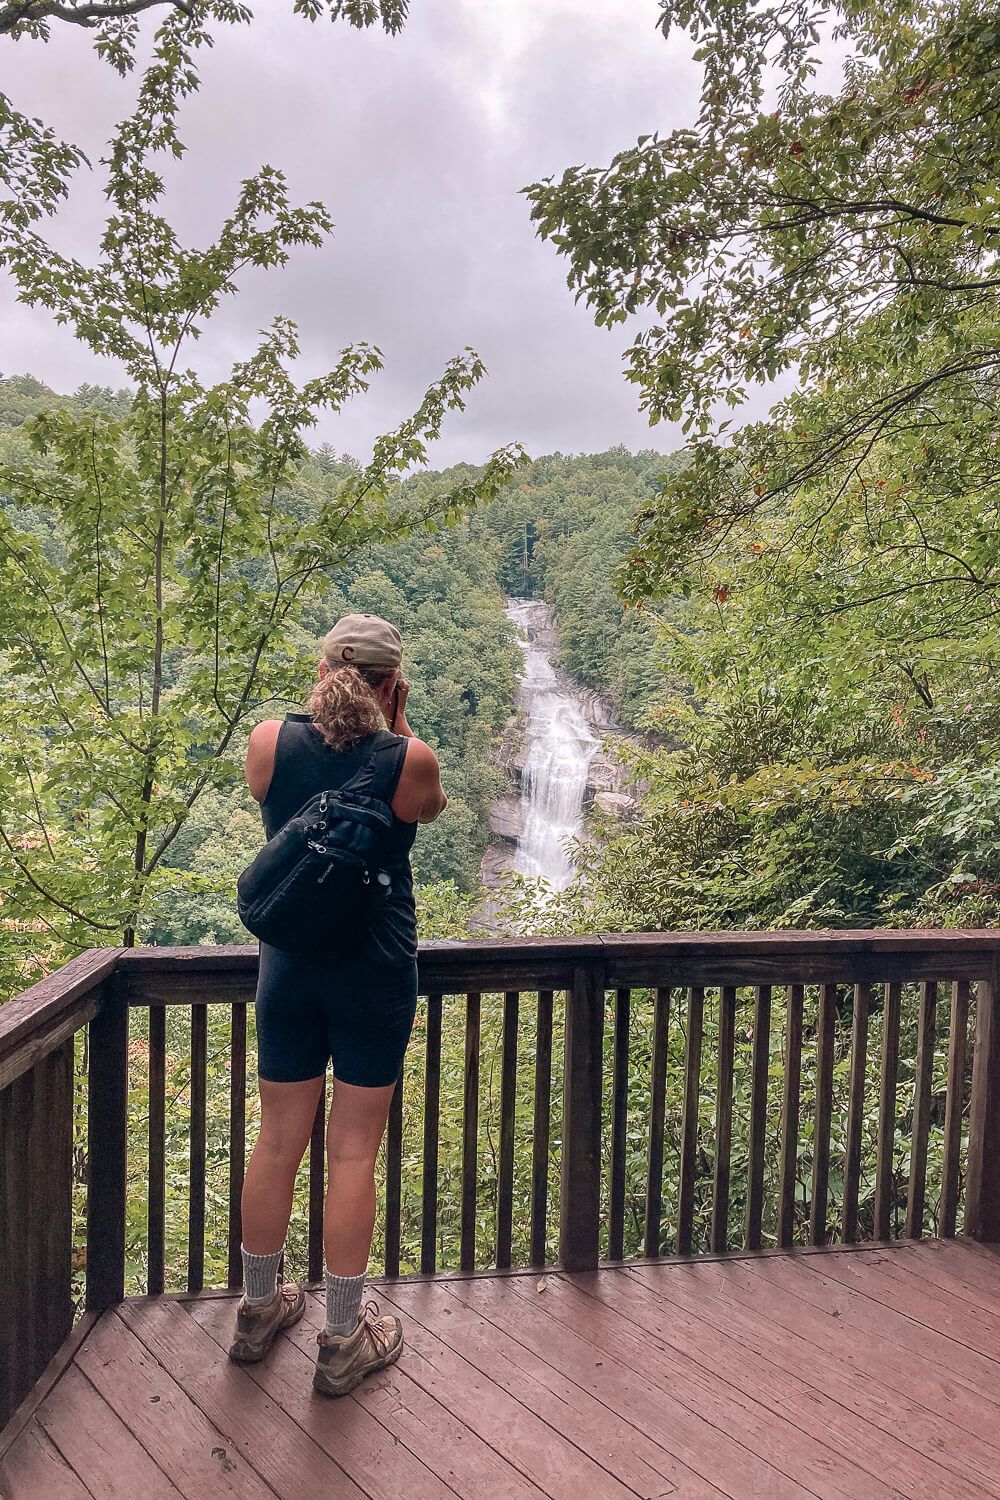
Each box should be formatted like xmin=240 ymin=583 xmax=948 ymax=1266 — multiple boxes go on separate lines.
xmin=86 ymin=966 xmax=129 ymax=1310
xmin=559 ymin=953 xmax=606 ymax=1273
xmin=967 ymin=957 xmax=1000 ymax=1243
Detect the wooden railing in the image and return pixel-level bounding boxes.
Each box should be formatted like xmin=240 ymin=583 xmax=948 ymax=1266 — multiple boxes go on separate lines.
xmin=3 ymin=931 xmax=1000 ymax=1429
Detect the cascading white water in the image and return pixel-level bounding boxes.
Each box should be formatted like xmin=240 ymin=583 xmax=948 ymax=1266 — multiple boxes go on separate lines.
xmin=507 ymin=598 xmax=600 ymax=890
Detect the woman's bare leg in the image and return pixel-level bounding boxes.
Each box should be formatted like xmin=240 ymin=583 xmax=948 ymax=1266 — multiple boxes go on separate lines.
xmin=324 ymin=1076 xmax=396 ymax=1275
xmin=241 ymin=1075 xmax=325 ymax=1254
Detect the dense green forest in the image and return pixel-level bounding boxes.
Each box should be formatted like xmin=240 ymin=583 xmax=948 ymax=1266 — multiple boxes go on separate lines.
xmin=0 ymin=373 xmax=678 ymax=972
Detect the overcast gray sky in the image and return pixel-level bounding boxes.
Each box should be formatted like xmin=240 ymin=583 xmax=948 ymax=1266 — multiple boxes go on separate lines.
xmin=4 ymin=1 xmax=701 ymax=466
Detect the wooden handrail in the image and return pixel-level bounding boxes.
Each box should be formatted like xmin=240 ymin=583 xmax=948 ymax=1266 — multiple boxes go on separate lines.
xmin=0 ymin=947 xmax=118 ymax=1090
xmin=111 ymin=929 xmax=1000 ymax=1004
xmin=8 ymin=931 xmax=1000 ymax=1053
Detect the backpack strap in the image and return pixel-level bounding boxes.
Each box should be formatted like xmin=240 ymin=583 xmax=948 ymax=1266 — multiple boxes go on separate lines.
xmin=345 ymin=730 xmax=408 ymax=804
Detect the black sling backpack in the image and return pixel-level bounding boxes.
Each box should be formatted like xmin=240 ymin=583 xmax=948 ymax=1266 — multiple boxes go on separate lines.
xmin=236 ymin=737 xmax=401 ymax=954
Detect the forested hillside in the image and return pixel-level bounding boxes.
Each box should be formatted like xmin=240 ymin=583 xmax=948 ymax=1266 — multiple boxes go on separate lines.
xmin=0 ymin=377 xmax=514 ymax=968
xmin=480 ymin=449 xmax=679 ymax=729
xmin=5 ymin=367 xmax=1000 ymax=978
xmin=0 ymin=374 xmax=677 ymax=982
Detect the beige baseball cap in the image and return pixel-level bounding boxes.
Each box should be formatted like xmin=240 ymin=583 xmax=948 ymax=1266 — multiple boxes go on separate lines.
xmin=323 ymin=613 xmax=402 ymax=668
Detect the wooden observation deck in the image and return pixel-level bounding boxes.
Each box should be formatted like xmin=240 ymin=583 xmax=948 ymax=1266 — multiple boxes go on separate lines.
xmin=2 ymin=933 xmax=999 ymax=1496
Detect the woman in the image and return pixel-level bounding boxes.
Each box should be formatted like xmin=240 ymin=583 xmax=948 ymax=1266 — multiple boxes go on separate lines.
xmin=229 ymin=612 xmax=447 ymax=1396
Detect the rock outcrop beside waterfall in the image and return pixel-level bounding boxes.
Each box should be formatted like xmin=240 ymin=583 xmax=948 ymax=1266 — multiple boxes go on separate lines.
xmin=492 ymin=716 xmax=637 ymax=833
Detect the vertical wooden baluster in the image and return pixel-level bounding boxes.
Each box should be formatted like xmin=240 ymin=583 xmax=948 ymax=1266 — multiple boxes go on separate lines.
xmin=0 ymin=1042 xmax=75 ymax=1430
xmin=941 ymin=980 xmax=970 ymax=1239
xmin=777 ymin=984 xmax=804 ymax=1249
xmin=460 ymin=992 xmax=481 ymax=1272
xmin=842 ymin=983 xmax=871 ymax=1244
xmin=907 ymin=980 xmax=937 ymax=1240
xmin=187 ymin=1003 xmax=207 ymax=1293
xmin=383 ymin=1071 xmax=403 ymax=1278
xmin=41 ymin=1042 xmax=75 ymax=1382
xmin=745 ymin=984 xmax=772 ymax=1251
xmin=87 ymin=974 xmax=128 ymax=1312
xmin=420 ymin=994 xmax=443 ymax=1275
xmin=496 ymin=992 xmax=520 ymax=1270
xmin=147 ymin=1005 xmax=166 ymax=1295
xmin=0 ymin=1068 xmax=29 ymax=1425
xmin=559 ymin=960 xmax=605 ymax=1273
xmin=677 ymin=986 xmax=704 ymax=1256
xmin=645 ymin=986 xmax=671 ymax=1259
xmin=307 ymin=1074 xmax=326 ymax=1284
xmin=710 ymin=985 xmax=737 ymax=1254
xmin=608 ymin=988 xmax=630 ymax=1261
xmin=530 ymin=990 xmax=553 ymax=1267
xmin=227 ymin=1002 xmax=247 ymax=1288
xmin=874 ymin=981 xmax=902 ymax=1241
xmin=810 ymin=983 xmax=837 ymax=1247
xmin=966 ymin=959 xmax=1000 ymax=1242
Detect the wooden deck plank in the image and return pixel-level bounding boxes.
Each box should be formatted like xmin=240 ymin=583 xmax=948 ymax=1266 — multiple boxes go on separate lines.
xmin=295 ymin=1295 xmax=545 ymax=1500
xmin=369 ymin=1283 xmax=654 ymax=1500
xmin=390 ymin=1276 xmax=720 ymax=1500
xmin=746 ymin=1254 xmax=1000 ymax=1409
xmin=606 ymin=1265 xmax=985 ymax=1500
xmin=896 ymin=1238 xmax=1000 ymax=1309
xmin=676 ymin=1254 xmax=1000 ymax=1443
xmin=74 ymin=1311 xmax=277 ymax=1499
xmin=949 ymin=1238 xmax=1000 ymax=1271
xmin=503 ymin=1271 xmax=887 ymax=1500
xmin=6 ymin=1244 xmax=1000 ymax=1500
xmin=430 ymin=1271 xmax=809 ymax=1500
xmin=118 ymin=1297 xmax=429 ymax=1500
xmin=849 ymin=1239 xmax=1000 ymax=1317
xmin=34 ymin=1365 xmax=183 ymax=1498
xmin=0 ymin=1421 xmax=94 ymax=1500
xmin=435 ymin=1276 xmax=741 ymax=1499
xmin=797 ymin=1247 xmax=1000 ymax=1363
xmin=189 ymin=1292 xmax=539 ymax=1500
xmin=626 ymin=1261 xmax=1000 ymax=1499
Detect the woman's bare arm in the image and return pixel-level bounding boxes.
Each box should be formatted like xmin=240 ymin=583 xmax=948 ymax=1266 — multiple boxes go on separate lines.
xmin=391 ymin=738 xmax=448 ymax=824
xmin=245 ymin=720 xmax=282 ymax=802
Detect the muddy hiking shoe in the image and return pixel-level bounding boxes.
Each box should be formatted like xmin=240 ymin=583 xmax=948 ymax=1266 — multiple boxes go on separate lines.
xmin=228 ymin=1282 xmax=306 ymax=1362
xmin=313 ymin=1299 xmax=403 ymax=1397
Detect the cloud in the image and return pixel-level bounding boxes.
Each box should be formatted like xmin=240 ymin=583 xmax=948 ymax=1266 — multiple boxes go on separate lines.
xmin=2 ymin=0 xmax=699 ymax=466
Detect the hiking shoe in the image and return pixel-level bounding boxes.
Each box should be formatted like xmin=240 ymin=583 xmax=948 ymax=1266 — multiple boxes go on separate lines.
xmin=313 ymin=1299 xmax=403 ymax=1397
xmin=228 ymin=1282 xmax=305 ymax=1362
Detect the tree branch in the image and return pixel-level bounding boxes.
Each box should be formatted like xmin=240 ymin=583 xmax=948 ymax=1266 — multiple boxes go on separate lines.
xmin=0 ymin=0 xmax=191 ymax=34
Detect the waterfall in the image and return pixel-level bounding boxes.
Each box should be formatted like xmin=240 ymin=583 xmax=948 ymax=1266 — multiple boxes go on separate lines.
xmin=507 ymin=598 xmax=600 ymax=890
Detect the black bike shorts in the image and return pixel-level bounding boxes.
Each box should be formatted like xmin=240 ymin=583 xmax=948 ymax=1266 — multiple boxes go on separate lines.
xmin=254 ymin=942 xmax=418 ymax=1088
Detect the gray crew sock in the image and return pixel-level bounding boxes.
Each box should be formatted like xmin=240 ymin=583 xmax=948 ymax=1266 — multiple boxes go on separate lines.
xmin=241 ymin=1243 xmax=283 ymax=1305
xmin=325 ymin=1270 xmax=365 ymax=1337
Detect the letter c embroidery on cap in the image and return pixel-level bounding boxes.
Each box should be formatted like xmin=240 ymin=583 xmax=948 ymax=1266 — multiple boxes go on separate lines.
xmin=341 ymin=645 xmax=355 ymax=660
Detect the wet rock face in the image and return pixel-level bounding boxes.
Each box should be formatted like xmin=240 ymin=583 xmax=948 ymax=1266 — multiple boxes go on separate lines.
xmin=593 ymin=790 xmax=639 ymax=820
xmin=489 ymin=797 xmax=523 ymax=845
xmin=586 ymin=748 xmax=629 ymax=797
xmin=494 ymin=714 xmax=527 ymax=781
xmin=479 ymin=842 xmax=517 ymax=893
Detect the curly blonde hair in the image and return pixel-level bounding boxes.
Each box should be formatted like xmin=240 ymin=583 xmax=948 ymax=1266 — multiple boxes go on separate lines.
xmin=306 ymin=663 xmax=396 ymax=750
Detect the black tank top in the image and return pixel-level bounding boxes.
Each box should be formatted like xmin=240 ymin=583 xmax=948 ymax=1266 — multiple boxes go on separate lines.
xmin=261 ymin=714 xmax=418 ymax=965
